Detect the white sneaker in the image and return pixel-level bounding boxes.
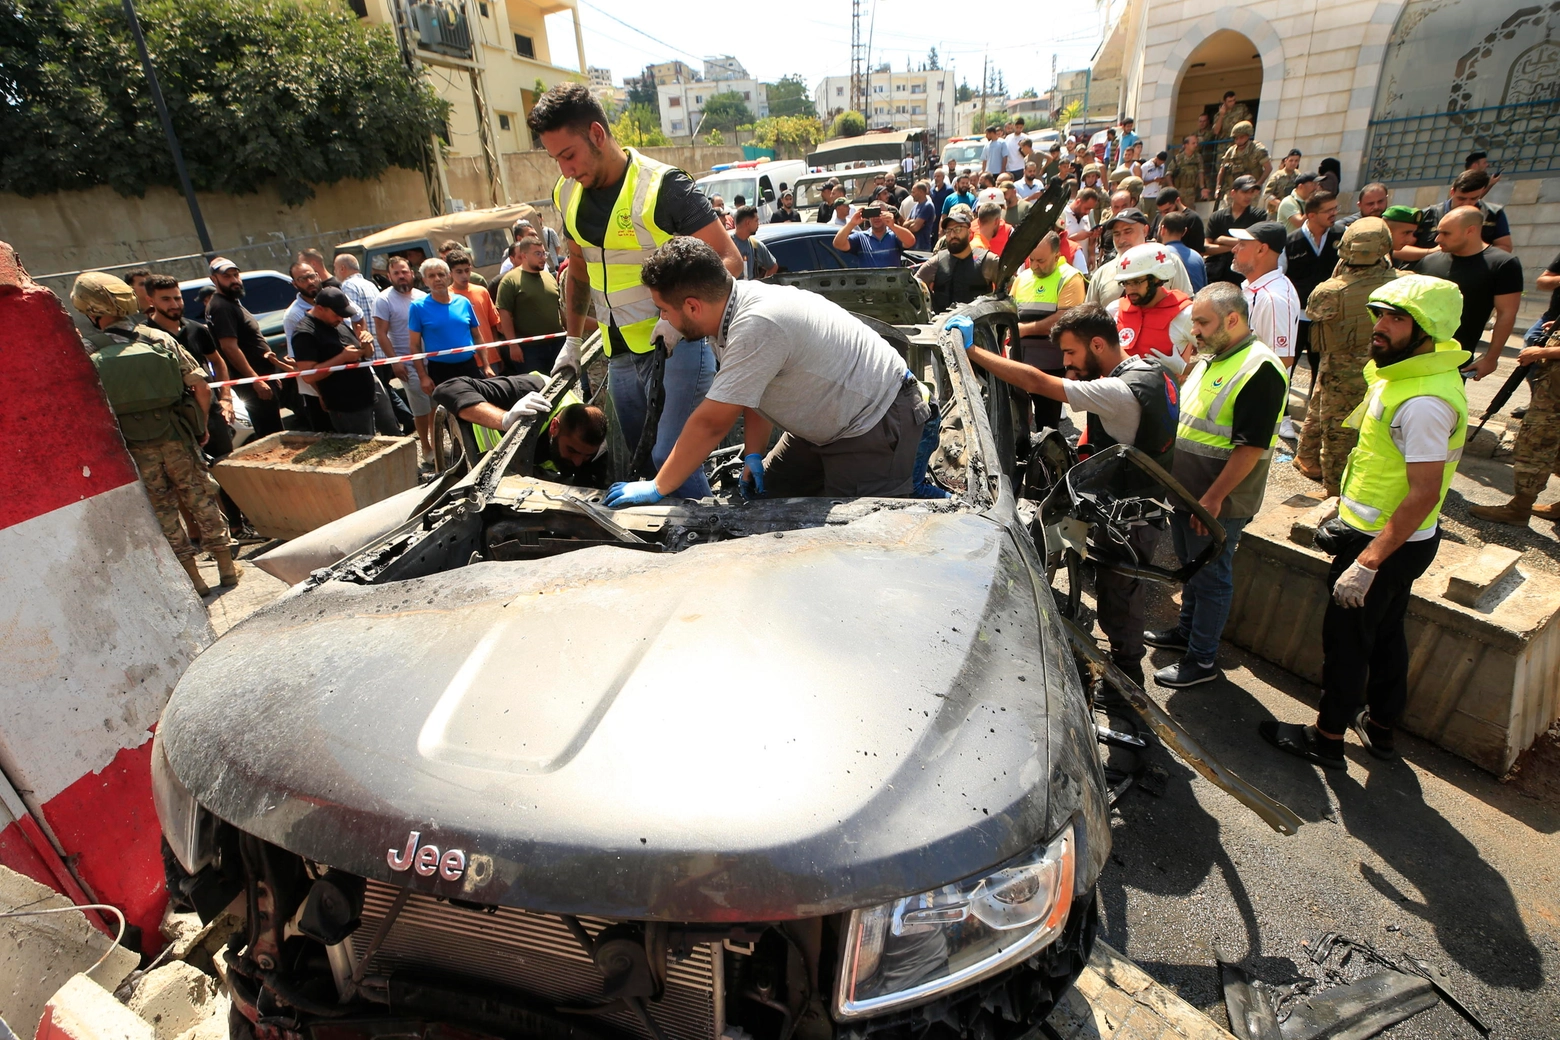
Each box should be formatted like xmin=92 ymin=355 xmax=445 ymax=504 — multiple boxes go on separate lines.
xmin=1279 ymin=417 xmax=1301 ymax=441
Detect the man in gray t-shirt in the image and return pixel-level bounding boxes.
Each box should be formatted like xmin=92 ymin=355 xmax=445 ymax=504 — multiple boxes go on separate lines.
xmin=603 ymin=237 xmax=929 ymax=507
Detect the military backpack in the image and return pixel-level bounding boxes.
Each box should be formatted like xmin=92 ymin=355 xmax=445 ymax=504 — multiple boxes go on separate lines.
xmin=87 ymin=328 xmax=202 ymax=443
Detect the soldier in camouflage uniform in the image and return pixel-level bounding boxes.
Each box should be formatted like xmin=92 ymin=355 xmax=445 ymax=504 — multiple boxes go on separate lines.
xmin=1167 ymin=135 xmax=1206 ymax=200
xmin=1293 ymin=218 xmax=1401 ymax=494
xmin=1263 ymin=149 xmax=1303 ymax=217
xmin=71 ymin=272 xmax=238 ymax=595
xmin=1215 ymin=122 xmax=1271 ymax=206
xmin=1468 ymin=321 xmax=1560 ymax=524
xmin=1211 ymin=93 xmax=1254 ymax=141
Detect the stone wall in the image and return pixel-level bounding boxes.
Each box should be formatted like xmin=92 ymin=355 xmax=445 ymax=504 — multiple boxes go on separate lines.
xmin=2 ymin=168 xmax=432 ymax=289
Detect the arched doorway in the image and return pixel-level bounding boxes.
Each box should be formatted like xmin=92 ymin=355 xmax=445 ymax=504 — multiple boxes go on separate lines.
xmin=1173 ymin=30 xmax=1263 ymax=143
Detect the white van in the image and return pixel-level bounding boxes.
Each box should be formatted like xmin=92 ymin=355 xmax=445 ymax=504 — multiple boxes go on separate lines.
xmin=694 ymin=159 xmax=808 ymax=222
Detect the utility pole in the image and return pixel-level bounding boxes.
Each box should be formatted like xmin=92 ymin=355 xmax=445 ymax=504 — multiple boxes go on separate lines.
xmin=120 ymin=0 xmax=213 ymax=256
xmin=979 ymin=54 xmax=989 ymax=133
xmin=849 ymin=0 xmax=865 ymax=116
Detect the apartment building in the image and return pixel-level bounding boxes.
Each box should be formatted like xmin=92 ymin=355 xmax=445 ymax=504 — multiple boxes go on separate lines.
xmin=647 ymin=60 xmax=700 ymax=85
xmin=657 ymin=79 xmax=769 ymax=139
xmin=815 ymin=70 xmax=956 ymax=139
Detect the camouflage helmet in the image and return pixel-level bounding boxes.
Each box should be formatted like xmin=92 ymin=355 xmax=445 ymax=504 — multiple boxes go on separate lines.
xmin=1337 ymin=217 xmax=1393 ymax=266
xmin=1231 ymin=120 xmax=1254 ymax=138
xmin=71 ymin=271 xmax=139 ymax=320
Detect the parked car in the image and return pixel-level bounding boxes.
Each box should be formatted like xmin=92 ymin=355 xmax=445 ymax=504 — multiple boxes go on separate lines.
xmin=178 ymin=270 xmax=294 ymax=326
xmin=154 ymin=272 xmax=1109 ymax=1040
xmin=755 ymin=221 xmax=930 ymax=276
xmin=338 ymin=203 xmax=545 ymax=286
xmin=694 ymin=159 xmax=808 ymax=222
xmin=790 ymin=164 xmax=903 ymax=218
xmin=940 ymin=137 xmax=986 ymax=178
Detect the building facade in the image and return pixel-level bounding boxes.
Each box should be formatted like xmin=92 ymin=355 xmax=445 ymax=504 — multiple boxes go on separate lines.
xmin=355 ymin=0 xmax=588 ymax=208
xmin=657 ymin=80 xmax=769 ymax=140
xmin=816 ymin=71 xmax=957 ymax=140
xmin=648 ymin=60 xmax=700 ymax=86
xmin=704 ymin=55 xmax=751 ymax=81
xmin=1093 ymin=0 xmax=1559 ymax=273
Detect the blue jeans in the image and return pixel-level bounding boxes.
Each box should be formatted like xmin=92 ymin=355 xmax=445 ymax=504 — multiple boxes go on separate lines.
xmin=1169 ymin=513 xmax=1250 ymax=667
xmin=1524 ymin=317 xmax=1553 ymax=347
xmin=609 ymin=340 xmax=715 ymax=499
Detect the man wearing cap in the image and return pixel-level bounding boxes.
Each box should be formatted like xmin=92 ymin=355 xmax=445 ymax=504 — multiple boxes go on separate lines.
xmin=604 ymin=237 xmax=932 ymax=506
xmin=1275 ymin=172 xmax=1318 ymax=232
xmin=915 ymin=205 xmax=995 ymax=312
xmin=1381 ymin=206 xmax=1422 ymax=268
xmin=1107 ymin=243 xmax=1197 ymax=372
xmin=1215 ymin=121 xmax=1271 ymax=207
xmin=833 ymin=201 xmax=916 ymax=268
xmin=1205 ymin=176 xmax=1263 ymax=286
xmin=1263 ymin=149 xmax=1304 ymax=216
xmin=1086 ymin=209 xmax=1194 ymax=307
xmin=206 ymin=257 xmax=284 ymax=437
xmin=71 ymin=272 xmax=237 ymax=595
xmin=1231 ymin=221 xmax=1302 ymax=370
xmin=1148 ymin=283 xmax=1287 ymax=687
xmin=1261 ymin=276 xmax=1469 ymax=766
xmin=292 ymin=287 xmax=399 ymax=436
xmin=1294 ymin=218 xmax=1403 ymax=494
xmin=828 ymin=196 xmax=853 ymax=226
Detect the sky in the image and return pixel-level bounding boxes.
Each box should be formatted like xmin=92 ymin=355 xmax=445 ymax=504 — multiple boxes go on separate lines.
xmin=546 ymin=0 xmax=1110 ymax=103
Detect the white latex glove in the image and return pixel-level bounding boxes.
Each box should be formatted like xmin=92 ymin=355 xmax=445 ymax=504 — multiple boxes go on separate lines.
xmin=652 ymin=318 xmax=684 ymax=354
xmin=1149 ymin=348 xmax=1187 ymax=378
xmin=551 ymin=335 xmax=584 ymax=376
xmin=1331 ymin=559 xmax=1377 ymax=608
xmin=500 ymin=391 xmax=552 ymax=431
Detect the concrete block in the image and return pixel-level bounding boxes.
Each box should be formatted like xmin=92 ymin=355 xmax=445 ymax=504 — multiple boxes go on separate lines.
xmin=0 ymin=867 xmax=138 ymax=1037
xmin=1445 ymin=545 xmax=1524 ymax=608
xmin=124 ymin=964 xmax=221 ymax=1040
xmin=169 ymin=1005 xmax=228 ymax=1040
xmin=1227 ymin=502 xmax=1560 ymax=773
xmin=1287 ymin=496 xmax=1336 ymax=548
xmin=1508 ymin=179 xmax=1544 ymax=205
xmin=35 ymin=975 xmax=154 ymax=1040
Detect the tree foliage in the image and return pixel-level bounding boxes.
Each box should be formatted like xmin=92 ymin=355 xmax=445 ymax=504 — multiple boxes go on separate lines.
xmin=749 ymin=115 xmax=825 ymax=158
xmin=831 ymin=110 xmax=866 ymax=138
xmin=766 ymin=74 xmax=817 ymax=119
xmin=704 ymin=128 xmax=724 ymax=146
xmin=956 ymin=78 xmax=973 ymax=103
xmin=925 ymin=47 xmax=940 ymax=70
xmin=700 ymin=91 xmax=753 ymax=133
xmin=0 ymin=0 xmax=450 ymax=204
xmin=612 ymin=103 xmax=669 ymax=147
xmin=626 ymin=67 xmax=658 ymax=108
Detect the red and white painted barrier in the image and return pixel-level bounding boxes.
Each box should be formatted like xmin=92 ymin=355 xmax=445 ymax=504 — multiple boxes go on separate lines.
xmin=0 ymin=245 xmax=213 ymax=952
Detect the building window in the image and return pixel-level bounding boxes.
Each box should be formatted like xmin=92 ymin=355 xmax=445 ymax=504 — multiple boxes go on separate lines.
xmin=498 ymin=113 xmax=511 ymax=130
xmin=695 ymin=94 xmax=703 ymax=104
xmin=743 ymin=91 xmax=751 ymax=101
xmin=896 ymin=104 xmax=907 ymax=113
xmin=669 ymin=96 xmax=681 ymax=107
xmin=513 ymin=33 xmax=534 ymax=58
xmin=672 ymin=120 xmax=684 ymax=132
xmin=836 ymin=86 xmax=844 ymax=96
xmin=911 ymin=84 xmax=924 ymax=94
xmin=478 ymin=1 xmax=489 ymax=15
xmin=911 ymin=106 xmax=921 ymax=115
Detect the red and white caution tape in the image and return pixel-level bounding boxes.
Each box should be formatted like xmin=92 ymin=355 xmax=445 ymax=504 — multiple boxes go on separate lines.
xmin=210 ymin=332 xmax=567 ymax=388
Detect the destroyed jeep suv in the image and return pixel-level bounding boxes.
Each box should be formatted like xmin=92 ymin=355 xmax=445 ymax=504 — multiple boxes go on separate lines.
xmin=153 ymin=288 xmax=1111 ymax=1040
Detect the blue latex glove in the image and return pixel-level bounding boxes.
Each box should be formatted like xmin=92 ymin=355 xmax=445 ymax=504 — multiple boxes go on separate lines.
xmin=944 ymin=314 xmax=975 ymax=349
xmin=604 ymin=480 xmax=663 ymax=509
xmin=741 ymin=452 xmax=766 ymax=498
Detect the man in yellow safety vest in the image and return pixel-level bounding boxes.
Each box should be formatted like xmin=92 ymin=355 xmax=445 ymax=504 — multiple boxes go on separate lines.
xmin=1146 ymin=282 xmax=1288 ymax=689
xmin=432 ymin=373 xmax=611 ymax=488
xmin=1261 ymin=274 xmax=1468 ymax=768
xmin=528 ymin=84 xmax=744 ymax=499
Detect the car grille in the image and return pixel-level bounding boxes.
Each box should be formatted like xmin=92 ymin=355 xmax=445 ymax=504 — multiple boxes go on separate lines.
xmin=339 ymin=880 xmax=723 ymax=1040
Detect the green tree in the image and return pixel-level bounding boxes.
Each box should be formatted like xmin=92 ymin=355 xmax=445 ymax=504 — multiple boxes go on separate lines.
xmin=749 ymin=115 xmax=825 ymax=157
xmin=0 ymin=0 xmax=449 ymax=204
xmin=956 ymin=78 xmax=973 ymax=103
xmin=700 ymin=91 xmax=753 ymax=133
xmin=626 ymin=67 xmax=658 ymax=108
xmin=926 ymin=47 xmax=940 ymax=70
xmin=704 ymin=128 xmax=724 ymax=146
xmin=766 ymin=74 xmax=817 ymax=119
xmin=612 ymin=103 xmax=669 ymax=147
xmin=831 ymin=110 xmax=866 ymax=137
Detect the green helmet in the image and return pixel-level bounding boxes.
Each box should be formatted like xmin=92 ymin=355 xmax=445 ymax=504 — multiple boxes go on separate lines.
xmin=1368 ymin=274 xmax=1464 ymax=342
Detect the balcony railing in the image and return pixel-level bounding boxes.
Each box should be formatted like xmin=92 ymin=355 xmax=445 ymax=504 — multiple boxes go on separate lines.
xmin=403 ymin=0 xmax=473 ymax=61
xmin=1364 ymin=97 xmax=1560 ymax=186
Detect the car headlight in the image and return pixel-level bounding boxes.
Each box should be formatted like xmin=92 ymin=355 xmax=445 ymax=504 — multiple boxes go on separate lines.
xmin=834 ymin=822 xmax=1075 ymax=1019
xmin=150 ymin=729 xmax=218 ymax=874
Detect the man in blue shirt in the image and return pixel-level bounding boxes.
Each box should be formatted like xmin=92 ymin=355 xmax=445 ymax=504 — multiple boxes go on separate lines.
xmin=930 ymin=169 xmax=954 ymax=214
xmin=981 ymin=125 xmax=1007 ymax=179
xmin=407 ymin=257 xmax=492 ymax=398
xmin=901 ymin=180 xmax=938 ymax=251
xmin=941 ymin=173 xmax=977 ymax=215
xmin=1119 ymin=117 xmax=1139 ymax=154
xmin=832 ymin=202 xmax=916 ymax=267
xmin=1158 ymin=212 xmax=1207 ymax=291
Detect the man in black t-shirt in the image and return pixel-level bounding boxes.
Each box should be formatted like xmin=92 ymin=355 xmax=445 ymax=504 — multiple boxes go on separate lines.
xmin=1413 ymin=206 xmax=1523 ymax=377
xmin=145 ymin=273 xmax=236 ymax=458
xmin=1203 ymin=176 xmax=1262 ymax=286
xmin=1526 ymin=249 xmax=1560 ymax=345
xmin=1152 ymin=188 xmax=1204 ymax=253
xmin=205 ymin=257 xmax=285 ymax=436
xmin=292 ymin=288 xmax=383 ymax=436
xmin=913 ymin=206 xmax=992 ymax=313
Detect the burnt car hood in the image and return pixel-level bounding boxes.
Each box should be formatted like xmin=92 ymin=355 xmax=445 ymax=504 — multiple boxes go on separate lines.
xmin=163 ymin=507 xmax=1090 ymax=920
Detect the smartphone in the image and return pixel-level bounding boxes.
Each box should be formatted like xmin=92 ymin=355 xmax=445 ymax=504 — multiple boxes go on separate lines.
xmin=862 ymin=206 xmax=882 ymax=218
